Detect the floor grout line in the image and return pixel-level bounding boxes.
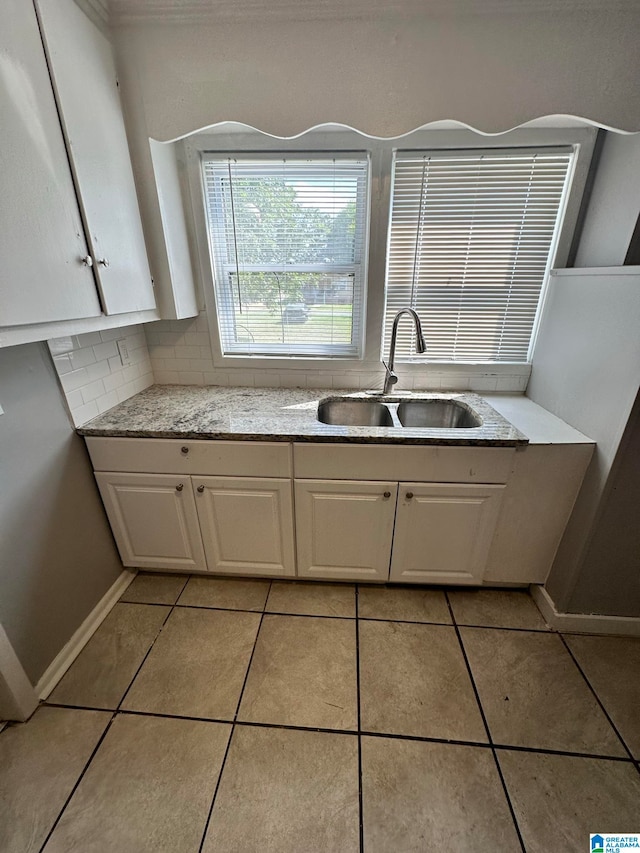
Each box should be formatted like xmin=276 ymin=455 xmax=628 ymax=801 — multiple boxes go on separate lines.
xmin=114 ymin=600 xmax=558 ymax=633
xmin=115 ymin=574 xmax=191 ymax=713
xmin=37 ymin=710 xmax=118 ymax=853
xmin=35 ymin=574 xmax=194 ymax=853
xmin=355 ymin=586 xmax=364 ymax=853
xmin=558 ymin=633 xmax=639 ymax=772
xmin=26 ymin=577 xmax=640 ymax=852
xmin=444 ymin=591 xmax=527 ymax=853
xmin=37 ymin=700 xmax=640 ymax=763
xmin=196 ymin=579 xmax=272 ymax=853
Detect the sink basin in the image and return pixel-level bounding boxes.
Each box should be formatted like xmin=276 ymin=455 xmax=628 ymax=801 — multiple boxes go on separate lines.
xmin=317 ymin=399 xmax=394 ymax=427
xmin=397 ymin=399 xmax=482 ymax=428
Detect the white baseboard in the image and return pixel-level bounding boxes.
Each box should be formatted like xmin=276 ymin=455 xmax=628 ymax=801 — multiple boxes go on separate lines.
xmin=36 ymin=569 xmax=137 ymax=700
xmin=531 ymin=585 xmax=640 ymax=637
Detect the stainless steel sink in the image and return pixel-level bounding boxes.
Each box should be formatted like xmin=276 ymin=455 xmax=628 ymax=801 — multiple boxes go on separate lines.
xmin=317 ymin=399 xmax=394 ymax=427
xmin=396 ymin=399 xmax=482 ymax=428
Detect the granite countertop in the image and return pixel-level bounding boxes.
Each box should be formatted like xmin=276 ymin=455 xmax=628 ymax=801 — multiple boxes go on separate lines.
xmin=78 ymin=385 xmax=528 ymax=446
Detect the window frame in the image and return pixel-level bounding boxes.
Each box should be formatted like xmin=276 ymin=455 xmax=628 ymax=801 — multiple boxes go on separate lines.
xmin=183 ymin=126 xmax=596 ymax=375
xmin=201 ymin=152 xmax=370 ymax=359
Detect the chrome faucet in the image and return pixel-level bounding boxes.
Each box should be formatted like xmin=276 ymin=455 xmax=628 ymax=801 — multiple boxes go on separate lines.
xmin=383 ymin=309 xmax=427 ymax=394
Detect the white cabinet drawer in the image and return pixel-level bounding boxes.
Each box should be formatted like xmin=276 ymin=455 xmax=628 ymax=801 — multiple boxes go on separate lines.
xmin=293 ymin=443 xmax=514 ymax=484
xmin=85 ymin=437 xmax=292 ymax=477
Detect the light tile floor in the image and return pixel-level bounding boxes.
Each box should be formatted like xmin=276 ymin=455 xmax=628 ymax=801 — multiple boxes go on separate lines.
xmin=1 ymin=574 xmax=639 ymax=853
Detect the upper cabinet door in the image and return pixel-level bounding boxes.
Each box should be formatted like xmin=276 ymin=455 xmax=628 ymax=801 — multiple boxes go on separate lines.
xmin=0 ymin=0 xmax=101 ymax=327
xmin=35 ymin=0 xmax=156 ymax=315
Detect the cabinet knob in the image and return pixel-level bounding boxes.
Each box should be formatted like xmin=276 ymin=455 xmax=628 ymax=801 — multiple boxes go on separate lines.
xmin=176 ymin=483 xmax=184 ymax=492
xmin=181 ymin=446 xmax=189 ymax=455
xmin=405 ymin=492 xmax=414 ymax=500
xmin=97 ymin=258 xmax=110 ymax=268
xmin=383 ymin=491 xmax=391 ymax=499
xmin=80 ymin=255 xmax=93 ymax=267
xmin=197 ymin=485 xmax=205 ymax=493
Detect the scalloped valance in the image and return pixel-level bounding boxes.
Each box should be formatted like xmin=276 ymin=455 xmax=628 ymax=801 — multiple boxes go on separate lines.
xmin=115 ymin=6 xmax=640 ymax=142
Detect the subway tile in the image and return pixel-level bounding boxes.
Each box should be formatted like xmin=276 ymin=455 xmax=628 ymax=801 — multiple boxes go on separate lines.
xmin=60 ymin=367 xmax=89 ymax=392
xmin=174 ymin=345 xmax=201 ymax=360
xmin=69 ymin=347 xmax=97 ymax=369
xmin=100 ymin=327 xmax=128 ymax=342
xmin=203 ymin=370 xmax=228 ymax=385
xmin=278 ymin=373 xmax=306 ymax=388
xmin=103 ymin=370 xmax=125 ymax=393
xmin=85 ymin=359 xmax=112 ymax=383
xmin=161 ymin=358 xmax=186 ymax=371
xmin=157 ymin=331 xmax=185 ymax=346
xmin=71 ymin=400 xmax=99 ymax=426
xmin=81 ymin=378 xmax=106 ymax=404
xmin=121 ymin=364 xmax=141 ymax=383
xmin=97 ymin=390 xmax=120 ymax=413
xmin=92 ymin=340 xmax=119 ymax=362
xmin=65 ymin=387 xmax=85 ymax=410
xmin=189 ymin=359 xmax=215 ymax=372
xmin=253 ymin=372 xmax=282 ymax=387
xmin=153 ymin=370 xmax=180 ymax=384
xmin=76 ymin=331 xmax=103 ymax=347
xmin=177 ymin=371 xmax=205 ymax=385
xmin=228 ymin=370 xmax=256 ymax=386
xmin=52 ymin=354 xmax=73 ymax=375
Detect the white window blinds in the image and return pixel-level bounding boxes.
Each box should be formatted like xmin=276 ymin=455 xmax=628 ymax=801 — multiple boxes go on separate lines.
xmin=383 ymin=149 xmax=574 ymax=363
xmin=202 ymin=155 xmax=369 ymax=357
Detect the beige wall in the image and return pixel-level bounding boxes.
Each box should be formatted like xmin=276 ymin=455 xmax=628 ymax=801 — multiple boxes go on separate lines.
xmin=113 ymin=10 xmax=640 ymax=141
xmin=0 ymin=343 xmax=123 ymax=684
xmin=528 ymin=269 xmax=640 ymax=615
xmin=566 ymin=391 xmax=640 ymax=617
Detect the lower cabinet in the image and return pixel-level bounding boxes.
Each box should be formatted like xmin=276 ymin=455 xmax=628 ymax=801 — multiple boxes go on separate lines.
xmin=294 ymin=479 xmax=504 ymax=585
xmin=295 ymin=480 xmax=398 ymax=581
xmin=389 ymin=483 xmax=505 ymax=585
xmin=88 ymin=438 xmax=509 ymax=584
xmin=194 ymin=476 xmax=295 ymax=577
xmin=95 ymin=472 xmax=295 ymax=576
xmin=95 ymin=472 xmax=207 ymax=572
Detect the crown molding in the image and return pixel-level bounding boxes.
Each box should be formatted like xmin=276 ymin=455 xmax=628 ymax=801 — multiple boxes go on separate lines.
xmin=107 ymin=0 xmax=640 ymax=26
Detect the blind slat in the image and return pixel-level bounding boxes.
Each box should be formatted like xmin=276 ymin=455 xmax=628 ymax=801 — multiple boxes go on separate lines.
xmin=383 ymin=149 xmax=573 ymax=363
xmin=203 ymin=155 xmax=368 ymax=357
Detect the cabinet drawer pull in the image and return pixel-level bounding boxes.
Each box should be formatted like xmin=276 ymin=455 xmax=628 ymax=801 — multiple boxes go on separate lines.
xmin=197 ymin=485 xmax=205 ymax=493
xmin=80 ymin=255 xmax=93 ymax=267
xmin=405 ymin=491 xmax=414 ymax=500
xmin=181 ymin=446 xmax=189 ymax=455
xmin=176 ymin=483 xmax=184 ymax=492
xmin=383 ymin=491 xmax=391 ymax=499
xmin=97 ymin=257 xmax=110 ymax=267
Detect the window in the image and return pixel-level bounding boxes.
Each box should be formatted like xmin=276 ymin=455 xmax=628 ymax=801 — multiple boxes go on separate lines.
xmin=202 ymin=154 xmax=369 ymax=358
xmin=383 ymin=148 xmax=575 ymax=363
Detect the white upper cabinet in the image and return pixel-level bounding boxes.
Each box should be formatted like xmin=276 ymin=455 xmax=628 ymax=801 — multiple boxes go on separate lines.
xmin=36 ymin=0 xmax=156 ymax=315
xmin=0 ymin=0 xmax=102 ymax=327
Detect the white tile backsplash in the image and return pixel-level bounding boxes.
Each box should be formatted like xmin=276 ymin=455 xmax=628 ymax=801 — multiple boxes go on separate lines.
xmin=143 ymin=311 xmax=532 ymax=394
xmin=49 ymin=324 xmax=154 ymax=426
